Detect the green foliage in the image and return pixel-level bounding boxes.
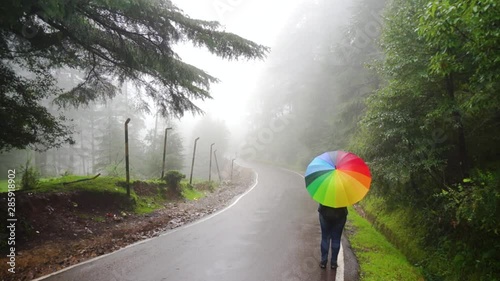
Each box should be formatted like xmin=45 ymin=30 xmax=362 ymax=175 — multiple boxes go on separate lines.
xmin=134 ymin=194 xmax=164 ymax=214
xmin=360 ymin=196 xmax=428 ymax=262
xmin=0 ymin=180 xmax=8 ymax=193
xmin=416 ymin=0 xmax=500 ymax=176
xmin=418 ymin=0 xmax=500 ymax=84
xmin=0 ymin=65 xmax=73 ymax=151
xmin=348 ymin=0 xmax=500 ymax=279
xmin=362 ymin=192 xmax=500 ymax=281
xmin=432 ymin=170 xmax=500 ymax=280
xmin=163 ymin=170 xmax=185 ymax=192
xmin=20 ymin=160 xmax=40 ymax=190
xmin=0 ymin=0 xmax=269 ymax=151
xmin=181 ymin=185 xmax=204 ymax=201
xmin=352 ymin=0 xmax=454 ymax=204
xmin=437 ymin=171 xmax=500 ymax=235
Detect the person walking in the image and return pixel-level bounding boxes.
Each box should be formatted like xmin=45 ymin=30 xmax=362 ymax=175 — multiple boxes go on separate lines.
xmin=318 ymin=204 xmax=348 ymax=269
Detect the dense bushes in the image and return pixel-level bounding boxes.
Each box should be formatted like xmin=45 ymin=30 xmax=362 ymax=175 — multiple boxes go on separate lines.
xmin=438 ymin=170 xmax=500 ymax=235
xmin=433 ymin=170 xmax=500 ymax=279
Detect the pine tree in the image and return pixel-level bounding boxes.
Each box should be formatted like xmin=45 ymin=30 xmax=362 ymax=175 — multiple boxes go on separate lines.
xmin=0 ymin=0 xmax=269 ymax=151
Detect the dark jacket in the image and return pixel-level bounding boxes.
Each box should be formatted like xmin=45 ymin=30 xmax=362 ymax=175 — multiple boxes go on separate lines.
xmin=318 ymin=204 xmax=348 ymax=222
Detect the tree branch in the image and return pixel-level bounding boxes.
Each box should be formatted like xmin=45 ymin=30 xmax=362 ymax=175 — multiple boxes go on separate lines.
xmin=62 ymin=173 xmax=101 ymax=185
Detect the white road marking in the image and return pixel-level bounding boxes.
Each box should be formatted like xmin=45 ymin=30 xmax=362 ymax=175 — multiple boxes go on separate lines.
xmin=282 ymin=167 xmax=345 ymax=281
xmin=33 ymin=173 xmax=260 ymax=281
xmin=34 ymin=164 xmax=346 ymax=281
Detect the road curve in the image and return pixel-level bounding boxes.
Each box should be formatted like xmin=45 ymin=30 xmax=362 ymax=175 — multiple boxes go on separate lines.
xmin=35 ymin=161 xmax=356 ymax=281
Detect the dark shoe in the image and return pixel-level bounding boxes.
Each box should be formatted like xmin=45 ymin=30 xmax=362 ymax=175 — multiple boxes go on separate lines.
xmin=319 ymin=261 xmax=327 ymax=269
xmin=331 ymin=262 xmax=338 ymax=269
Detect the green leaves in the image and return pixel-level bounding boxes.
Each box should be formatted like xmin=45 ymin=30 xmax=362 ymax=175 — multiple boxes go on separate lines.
xmin=1 ymin=0 xmax=269 ymax=150
xmin=418 ymin=0 xmax=500 ymax=82
xmin=437 ymin=170 xmax=500 ymax=234
xmin=0 ymin=63 xmax=73 ymax=151
xmin=359 ymin=0 xmax=500 ymax=278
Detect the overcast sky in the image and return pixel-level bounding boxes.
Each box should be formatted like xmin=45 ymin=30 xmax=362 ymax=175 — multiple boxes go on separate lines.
xmin=169 ymin=0 xmax=305 ymax=129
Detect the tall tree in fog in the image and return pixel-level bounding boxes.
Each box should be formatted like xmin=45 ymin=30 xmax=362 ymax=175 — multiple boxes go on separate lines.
xmin=245 ymin=0 xmax=384 ymax=167
xmin=0 ymin=0 xmax=269 ymax=151
xmin=245 ymin=1 xmax=342 ymax=164
xmin=326 ymin=0 xmax=383 ymax=151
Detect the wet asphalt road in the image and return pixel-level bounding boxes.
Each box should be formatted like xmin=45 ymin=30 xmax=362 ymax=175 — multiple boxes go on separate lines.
xmin=36 ymin=161 xmax=358 ymax=281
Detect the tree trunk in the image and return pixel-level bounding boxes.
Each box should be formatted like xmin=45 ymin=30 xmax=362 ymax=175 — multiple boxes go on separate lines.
xmin=35 ymin=151 xmax=47 ymax=176
xmin=91 ymin=115 xmax=96 ymax=174
xmin=446 ymin=74 xmax=468 ymax=177
xmin=153 ymin=110 xmax=159 ymax=151
xmin=56 ymin=148 xmax=61 ymax=175
xmin=68 ymin=143 xmax=75 ymax=174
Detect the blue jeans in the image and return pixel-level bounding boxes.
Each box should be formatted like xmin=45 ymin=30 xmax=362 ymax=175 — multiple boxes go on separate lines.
xmin=319 ymin=213 xmax=347 ymax=264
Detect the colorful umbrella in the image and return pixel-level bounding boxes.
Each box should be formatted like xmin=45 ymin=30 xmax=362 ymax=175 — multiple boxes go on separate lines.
xmin=305 ymin=151 xmax=371 ymax=207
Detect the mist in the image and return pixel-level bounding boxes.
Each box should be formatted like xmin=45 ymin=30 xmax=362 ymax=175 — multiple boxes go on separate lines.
xmin=0 ymin=0 xmax=381 ymax=180
xmin=237 ymin=0 xmax=383 ymax=169
xmin=3 ymin=0 xmax=499 ymax=279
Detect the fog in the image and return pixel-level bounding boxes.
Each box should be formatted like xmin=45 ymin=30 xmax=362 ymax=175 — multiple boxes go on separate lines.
xmin=172 ymin=0 xmax=355 ymax=152
xmin=1 ymin=0 xmax=383 ymax=179
xmin=172 ymin=0 xmax=307 ymax=129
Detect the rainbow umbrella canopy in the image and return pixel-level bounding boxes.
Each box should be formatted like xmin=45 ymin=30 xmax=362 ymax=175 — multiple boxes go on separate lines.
xmin=305 ymin=151 xmax=371 ymax=208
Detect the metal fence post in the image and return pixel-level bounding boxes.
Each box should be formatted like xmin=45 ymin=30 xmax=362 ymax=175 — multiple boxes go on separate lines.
xmin=161 ymin=127 xmax=172 ymax=179
xmin=125 ymin=118 xmax=131 ymax=197
xmin=189 ymin=137 xmax=200 ymax=185
xmin=209 ymin=143 xmax=215 ymax=182
xmin=214 ymin=149 xmax=222 ymax=182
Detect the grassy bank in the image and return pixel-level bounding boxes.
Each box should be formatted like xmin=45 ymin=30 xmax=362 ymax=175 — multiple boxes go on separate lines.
xmin=359 ymin=195 xmax=500 ymax=280
xmin=4 ymin=175 xmax=207 ymax=214
xmin=38 ymin=175 xmax=128 ymax=193
xmin=348 ymin=205 xmax=425 ymax=280
xmin=0 ymin=180 xmax=7 ymax=193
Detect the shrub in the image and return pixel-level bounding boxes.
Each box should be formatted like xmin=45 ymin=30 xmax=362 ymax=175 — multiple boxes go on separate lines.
xmin=20 ymin=160 xmax=40 ymax=190
xmin=163 ymin=170 xmax=185 ymax=193
xmin=437 ymin=170 xmax=500 ymax=235
xmin=433 ymin=169 xmax=500 ymax=279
